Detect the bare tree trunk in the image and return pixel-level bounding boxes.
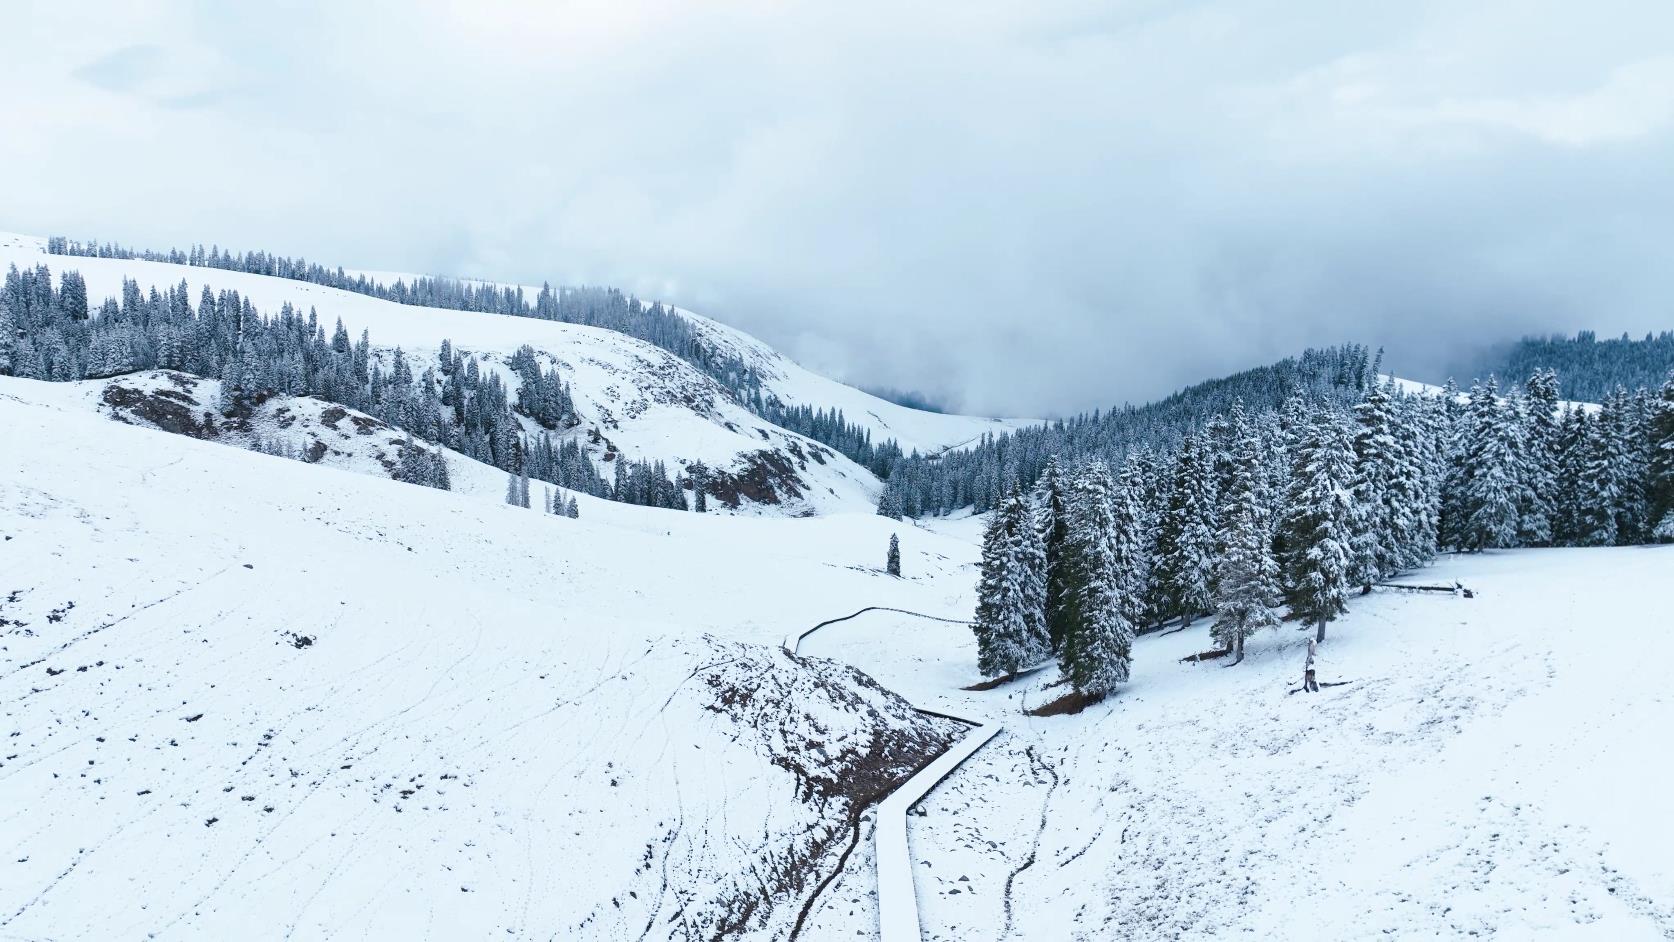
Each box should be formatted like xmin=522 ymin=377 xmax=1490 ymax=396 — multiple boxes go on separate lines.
xmin=1232 ymin=633 xmax=1245 ymax=665
xmin=1315 ymin=619 xmax=1326 ymax=644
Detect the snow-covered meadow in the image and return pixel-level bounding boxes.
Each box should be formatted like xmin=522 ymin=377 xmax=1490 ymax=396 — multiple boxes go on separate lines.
xmin=0 ymin=381 xmax=982 ymax=939
xmin=801 ymin=547 xmax=1674 ymax=940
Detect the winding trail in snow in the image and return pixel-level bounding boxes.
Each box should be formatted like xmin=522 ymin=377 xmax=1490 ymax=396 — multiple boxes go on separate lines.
xmin=783 ymin=607 xmax=1047 ymax=942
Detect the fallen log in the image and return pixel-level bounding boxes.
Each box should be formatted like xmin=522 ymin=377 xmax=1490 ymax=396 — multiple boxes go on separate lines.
xmin=1376 ymin=581 xmax=1474 ymax=598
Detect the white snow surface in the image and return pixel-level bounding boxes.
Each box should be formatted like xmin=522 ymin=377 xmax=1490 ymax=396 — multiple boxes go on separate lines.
xmin=800 ymin=546 xmax=1674 ymax=940
xmin=0 ymin=382 xmax=988 ymax=940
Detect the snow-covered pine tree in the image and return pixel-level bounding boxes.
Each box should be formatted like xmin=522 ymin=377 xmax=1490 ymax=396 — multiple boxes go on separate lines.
xmin=1458 ymin=379 xmax=1522 ymax=551
xmin=505 ymin=472 xmax=523 ymax=508
xmin=1551 ymin=406 xmax=1588 ymax=544
xmin=1605 ymin=388 xmax=1651 ymax=544
xmin=1348 ymin=382 xmax=1399 ymax=587
xmin=1574 ymin=409 xmax=1622 ymax=546
xmin=1436 ymin=378 xmax=1471 ymax=549
xmin=887 ymin=533 xmax=902 ymax=576
xmin=1649 ymin=372 xmax=1674 ymax=541
xmin=1517 ymin=369 xmax=1561 ymax=545
xmin=1155 ymin=433 xmax=1217 ymax=626
xmin=1113 ymin=458 xmax=1153 ymax=630
xmin=1280 ymin=408 xmax=1356 ymax=642
xmin=566 ymin=496 xmax=580 ymax=518
xmin=971 ymin=491 xmax=1050 ymax=677
xmin=1057 ymin=462 xmax=1135 ymax=698
xmin=0 ymin=301 xmax=17 ymax=376
xmin=1211 ymin=413 xmax=1281 ymax=664
xmin=1032 ymin=456 xmax=1073 ymax=653
xmin=689 ymin=461 xmax=708 ymax=512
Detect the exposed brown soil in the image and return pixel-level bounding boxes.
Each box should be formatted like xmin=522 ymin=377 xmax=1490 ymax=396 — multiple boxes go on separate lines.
xmin=1026 ymin=688 xmax=1106 ymax=717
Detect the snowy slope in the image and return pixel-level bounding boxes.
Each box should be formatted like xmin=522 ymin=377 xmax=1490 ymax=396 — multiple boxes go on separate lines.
xmin=6 ymin=370 xmax=505 ymax=495
xmin=341 ymin=261 xmax=1040 ymax=455
xmin=0 ymin=233 xmax=886 ymax=515
xmin=670 ymin=308 xmax=1038 ymax=455
xmin=1 ymin=232 xmax=1032 ymax=514
xmin=799 ymin=546 xmax=1674 ymax=940
xmin=0 ymin=382 xmax=1005 ymax=940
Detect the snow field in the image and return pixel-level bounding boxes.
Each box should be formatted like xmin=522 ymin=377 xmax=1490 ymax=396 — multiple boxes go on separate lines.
xmin=801 ymin=547 xmax=1674 ymax=940
xmin=0 ymin=385 xmax=981 ymax=939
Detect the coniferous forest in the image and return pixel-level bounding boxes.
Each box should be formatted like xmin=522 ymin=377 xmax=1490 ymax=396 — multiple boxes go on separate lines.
xmin=962 ymin=367 xmax=1674 ymax=701
xmin=0 ymin=262 xmax=691 ymax=508
xmin=43 ymin=236 xmax=907 ymax=476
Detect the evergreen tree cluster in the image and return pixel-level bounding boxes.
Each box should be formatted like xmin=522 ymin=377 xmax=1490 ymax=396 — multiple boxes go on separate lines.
xmin=760 ymin=402 xmax=904 ymax=477
xmin=1458 ymin=330 xmax=1674 ymax=404
xmin=969 ymin=367 xmax=1674 ymax=699
xmin=878 ymin=344 xmax=1383 ymax=517
xmin=43 ymin=236 xmax=907 ymax=475
xmin=1 ymin=263 xmax=696 ymax=511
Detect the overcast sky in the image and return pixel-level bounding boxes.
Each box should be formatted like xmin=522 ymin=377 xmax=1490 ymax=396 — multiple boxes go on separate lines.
xmin=5 ymin=1 xmax=1674 ymax=416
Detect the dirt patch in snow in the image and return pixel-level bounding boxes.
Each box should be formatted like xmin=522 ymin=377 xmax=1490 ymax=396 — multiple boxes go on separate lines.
xmin=102 ymin=384 xmax=217 ymax=439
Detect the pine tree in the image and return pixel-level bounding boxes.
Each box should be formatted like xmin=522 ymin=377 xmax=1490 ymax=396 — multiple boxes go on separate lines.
xmin=1348 ymin=383 xmax=1398 ymax=586
xmin=1280 ymin=409 xmax=1356 ymax=642
xmin=1649 ymin=372 xmax=1674 ymax=541
xmin=1155 ymin=433 xmax=1218 ymax=625
xmin=1032 ymin=457 xmax=1073 ymax=652
xmin=0 ymin=302 xmax=16 ymax=376
xmin=1551 ymin=406 xmax=1590 ymax=544
xmin=1212 ymin=418 xmax=1280 ymax=664
xmin=1458 ymin=379 xmax=1522 ymax=551
xmin=887 ymin=533 xmax=901 ymax=577
xmin=1516 ymin=369 xmax=1561 ymax=545
xmin=1604 ymin=388 xmax=1651 ymax=544
xmin=689 ymin=461 xmax=709 ymax=512
xmin=1574 ymin=411 xmax=1621 ymax=546
xmin=1057 ymin=462 xmax=1135 ymax=698
xmin=566 ymin=497 xmax=580 ymax=518
xmin=972 ymin=492 xmax=1050 ymax=677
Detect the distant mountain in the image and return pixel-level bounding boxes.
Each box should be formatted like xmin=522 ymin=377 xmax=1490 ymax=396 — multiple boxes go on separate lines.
xmin=1446 ymin=330 xmax=1674 ymax=401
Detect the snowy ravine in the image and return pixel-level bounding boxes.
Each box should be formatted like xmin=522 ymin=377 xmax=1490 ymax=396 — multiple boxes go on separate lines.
xmin=0 ymin=385 xmax=989 ymax=940
xmin=801 ymin=534 xmax=1674 ymax=940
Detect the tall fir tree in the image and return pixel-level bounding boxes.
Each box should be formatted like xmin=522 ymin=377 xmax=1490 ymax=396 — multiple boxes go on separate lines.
xmin=1517 ymin=369 xmax=1561 ymax=545
xmin=1032 ymin=457 xmax=1073 ymax=653
xmin=887 ymin=533 xmax=902 ymax=577
xmin=1348 ymin=382 xmax=1399 ymax=587
xmin=1058 ymin=462 xmax=1135 ymax=698
xmin=1155 ymin=433 xmax=1218 ymax=625
xmin=1648 ymin=372 xmax=1674 ymax=541
xmin=1280 ymin=409 xmax=1356 ymax=642
xmin=1457 ymin=379 xmax=1522 ymax=551
xmin=971 ymin=491 xmax=1051 ymax=677
xmin=1211 ymin=415 xmax=1281 ymax=663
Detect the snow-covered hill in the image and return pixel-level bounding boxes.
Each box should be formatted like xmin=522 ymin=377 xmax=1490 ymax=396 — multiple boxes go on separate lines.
xmin=0 ymin=378 xmax=1013 ymax=940
xmin=6 ymin=369 xmax=502 ymax=493
xmin=0 ymin=232 xmax=1027 ymax=514
xmin=801 ymin=546 xmax=1674 ymax=940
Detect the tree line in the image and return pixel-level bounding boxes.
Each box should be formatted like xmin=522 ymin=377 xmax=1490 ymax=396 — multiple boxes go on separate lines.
xmin=0 ymin=263 xmax=697 ymax=509
xmin=44 ymin=236 xmax=908 ymax=475
xmin=965 ymin=370 xmax=1674 ymax=702
xmin=1456 ymin=330 xmax=1674 ymax=404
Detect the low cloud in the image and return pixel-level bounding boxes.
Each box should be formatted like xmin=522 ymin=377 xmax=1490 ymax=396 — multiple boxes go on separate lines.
xmin=5 ymin=0 xmax=1672 ymax=416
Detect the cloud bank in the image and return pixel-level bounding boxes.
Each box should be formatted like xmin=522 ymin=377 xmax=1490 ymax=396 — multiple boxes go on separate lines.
xmin=4 ymin=0 xmax=1673 ymax=415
